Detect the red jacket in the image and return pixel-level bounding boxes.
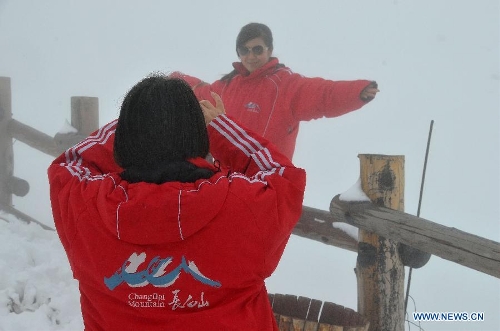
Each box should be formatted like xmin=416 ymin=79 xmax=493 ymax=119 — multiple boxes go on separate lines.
xmin=48 ymin=115 xmax=306 ymax=331
xmin=172 ymin=58 xmax=373 ymax=159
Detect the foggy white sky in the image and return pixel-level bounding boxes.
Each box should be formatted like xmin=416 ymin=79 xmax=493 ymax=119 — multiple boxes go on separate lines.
xmin=0 ymin=1 xmax=499 ymax=330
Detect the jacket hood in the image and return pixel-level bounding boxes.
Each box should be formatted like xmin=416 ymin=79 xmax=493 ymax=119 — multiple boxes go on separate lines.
xmin=98 ymin=159 xmax=228 ymax=245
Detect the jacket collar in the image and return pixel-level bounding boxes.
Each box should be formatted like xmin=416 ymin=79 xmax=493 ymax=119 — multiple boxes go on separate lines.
xmin=232 ymin=57 xmax=280 ymax=79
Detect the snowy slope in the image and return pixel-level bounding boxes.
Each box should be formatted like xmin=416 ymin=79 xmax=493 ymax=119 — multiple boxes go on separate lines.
xmin=0 ymin=212 xmax=83 ymax=330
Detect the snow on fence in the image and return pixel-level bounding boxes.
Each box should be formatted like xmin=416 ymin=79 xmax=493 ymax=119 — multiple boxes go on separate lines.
xmin=1 ymin=76 xmax=499 ymax=331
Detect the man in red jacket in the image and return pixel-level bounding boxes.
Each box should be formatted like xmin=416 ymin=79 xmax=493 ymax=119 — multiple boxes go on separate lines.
xmin=171 ymin=22 xmax=379 ymax=160
xmin=48 ymin=75 xmax=306 ymax=330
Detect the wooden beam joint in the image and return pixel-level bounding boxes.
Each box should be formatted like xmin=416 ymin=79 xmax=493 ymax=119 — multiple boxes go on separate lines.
xmin=330 ymin=194 xmax=500 ymax=278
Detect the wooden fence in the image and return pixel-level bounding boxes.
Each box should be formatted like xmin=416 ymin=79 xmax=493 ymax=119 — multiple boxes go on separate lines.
xmin=0 ymin=77 xmax=97 ymax=230
xmin=1 ymin=76 xmax=499 ymax=331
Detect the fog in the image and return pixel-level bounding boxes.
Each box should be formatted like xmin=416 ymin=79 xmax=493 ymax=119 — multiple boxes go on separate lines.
xmin=0 ymin=1 xmax=499 ymax=330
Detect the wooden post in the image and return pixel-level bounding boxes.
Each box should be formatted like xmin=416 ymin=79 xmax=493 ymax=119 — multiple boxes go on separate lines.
xmin=71 ymin=96 xmax=99 ymax=135
xmin=0 ymin=77 xmax=13 ymax=208
xmin=356 ymin=154 xmax=405 ymax=331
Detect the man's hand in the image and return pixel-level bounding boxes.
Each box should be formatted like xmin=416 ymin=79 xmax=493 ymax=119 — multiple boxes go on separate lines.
xmin=200 ymin=92 xmax=226 ymax=125
xmin=360 ymin=82 xmax=380 ymax=101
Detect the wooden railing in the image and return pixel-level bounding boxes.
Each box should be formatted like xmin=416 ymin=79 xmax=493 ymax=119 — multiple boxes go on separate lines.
xmin=0 ymin=77 xmax=98 ymax=230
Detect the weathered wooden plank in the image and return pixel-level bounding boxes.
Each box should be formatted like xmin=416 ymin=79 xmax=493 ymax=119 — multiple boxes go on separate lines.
xmin=272 ymin=294 xmax=289 ymax=317
xmin=317 ymin=323 xmax=339 ymax=331
xmin=297 ymin=296 xmax=312 ymax=319
xmin=303 ymin=320 xmax=319 ymax=331
xmin=293 ymin=206 xmax=358 ymax=252
xmin=0 ymin=77 xmax=14 ymax=207
xmin=319 ymin=301 xmax=342 ymax=325
xmin=291 ymin=317 xmax=306 ymax=331
xmin=278 ymin=314 xmax=293 ymax=331
xmin=300 ymin=297 xmax=321 ymax=330
xmin=8 ymin=118 xmax=88 ymax=158
xmin=330 ymin=195 xmax=500 ymax=278
xmin=269 ymin=294 xmax=368 ymax=331
xmin=7 ymin=118 xmax=63 ymax=157
xmin=307 ymin=299 xmax=323 ymax=322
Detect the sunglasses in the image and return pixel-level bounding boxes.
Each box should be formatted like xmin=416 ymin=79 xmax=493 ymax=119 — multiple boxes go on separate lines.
xmin=237 ymin=45 xmax=268 ymax=56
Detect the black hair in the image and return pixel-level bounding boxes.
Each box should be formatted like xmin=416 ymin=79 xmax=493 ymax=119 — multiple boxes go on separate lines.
xmin=235 ymin=22 xmax=274 ymax=55
xmin=221 ymin=22 xmax=274 ymax=82
xmin=114 ymin=75 xmax=212 ymax=183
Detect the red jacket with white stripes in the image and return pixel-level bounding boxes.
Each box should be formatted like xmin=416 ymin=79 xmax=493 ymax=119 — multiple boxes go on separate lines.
xmin=172 ymin=57 xmax=374 ymax=159
xmin=48 ymin=115 xmax=306 ymax=331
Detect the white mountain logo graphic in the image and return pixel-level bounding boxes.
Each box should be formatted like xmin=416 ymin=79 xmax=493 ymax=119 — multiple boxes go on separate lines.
xmin=104 ymin=252 xmax=222 ymax=290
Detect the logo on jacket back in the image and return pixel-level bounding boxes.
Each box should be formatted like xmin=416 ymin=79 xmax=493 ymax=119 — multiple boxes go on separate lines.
xmin=244 ymin=102 xmax=261 ymax=113
xmin=104 ymin=252 xmax=222 ymax=290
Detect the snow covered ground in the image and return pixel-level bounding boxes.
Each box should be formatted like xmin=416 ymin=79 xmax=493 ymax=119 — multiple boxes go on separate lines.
xmin=0 ymin=212 xmax=83 ymax=331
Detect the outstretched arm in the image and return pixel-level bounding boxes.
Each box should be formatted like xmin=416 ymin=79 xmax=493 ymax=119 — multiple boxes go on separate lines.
xmin=285 ymin=74 xmax=379 ymax=121
xmin=360 ymin=81 xmax=380 ymax=101
xmin=169 ymin=71 xmax=217 ymax=102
